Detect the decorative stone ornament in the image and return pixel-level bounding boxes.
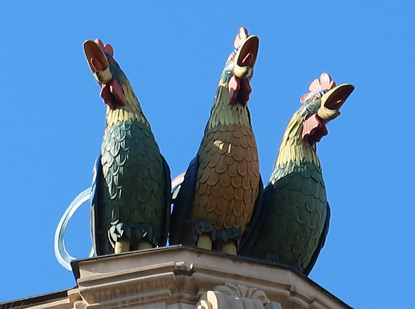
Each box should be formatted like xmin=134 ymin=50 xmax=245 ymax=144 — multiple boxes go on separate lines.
xmin=196 ymin=283 xmax=282 ymax=309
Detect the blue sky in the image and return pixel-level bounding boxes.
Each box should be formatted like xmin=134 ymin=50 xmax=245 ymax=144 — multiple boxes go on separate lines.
xmin=1 ymin=1 xmax=414 ymax=308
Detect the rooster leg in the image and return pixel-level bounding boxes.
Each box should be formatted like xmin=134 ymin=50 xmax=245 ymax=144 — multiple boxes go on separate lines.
xmin=137 ymin=241 xmax=152 ymax=250
xmin=197 ymin=234 xmax=212 ymax=250
xmin=217 ymin=240 xmax=237 ymax=255
xmin=114 ymin=238 xmax=130 ymax=254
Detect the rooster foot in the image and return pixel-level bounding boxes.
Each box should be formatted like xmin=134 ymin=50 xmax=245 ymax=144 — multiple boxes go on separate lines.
xmin=137 ymin=240 xmax=152 ymax=250
xmin=114 ymin=238 xmax=130 ymax=254
xmin=218 ymin=240 xmax=237 ymax=255
xmin=197 ymin=234 xmax=212 ymax=250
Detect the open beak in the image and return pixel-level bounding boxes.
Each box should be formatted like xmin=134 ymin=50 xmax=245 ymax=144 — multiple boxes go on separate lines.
xmin=233 ymin=35 xmax=259 ymax=79
xmin=83 ymin=40 xmax=112 ymax=83
xmin=318 ymin=83 xmax=355 ymax=122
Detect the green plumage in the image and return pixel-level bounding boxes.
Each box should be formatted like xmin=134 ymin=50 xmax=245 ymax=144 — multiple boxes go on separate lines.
xmin=99 ymin=119 xmax=167 ymax=247
xmin=240 ymin=80 xmax=353 ymax=274
xmin=85 ymin=40 xmax=171 ymax=255
xmin=238 ymin=93 xmax=332 ymax=274
xmin=254 ymin=161 xmax=327 ymax=270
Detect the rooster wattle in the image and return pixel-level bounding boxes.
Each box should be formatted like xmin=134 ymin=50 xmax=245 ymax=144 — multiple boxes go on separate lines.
xmin=239 ymin=73 xmax=354 ymax=275
xmin=169 ymin=28 xmax=262 ymax=255
xmin=84 ymin=39 xmax=171 ymax=255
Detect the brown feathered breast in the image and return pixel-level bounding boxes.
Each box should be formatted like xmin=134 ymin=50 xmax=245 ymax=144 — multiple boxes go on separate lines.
xmin=191 ymin=124 xmax=260 ymax=231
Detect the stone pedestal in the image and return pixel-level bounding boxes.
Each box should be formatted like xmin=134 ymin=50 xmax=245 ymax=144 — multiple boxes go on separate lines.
xmin=2 ymin=246 xmax=350 ymax=308
xmin=69 ymin=245 xmax=349 ymax=309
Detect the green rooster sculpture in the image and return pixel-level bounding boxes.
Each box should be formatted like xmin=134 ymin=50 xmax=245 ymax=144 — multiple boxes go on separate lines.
xmin=84 ymin=39 xmax=171 ymax=255
xmin=239 ymin=73 xmax=354 ymax=275
xmin=169 ymin=28 xmax=262 ymax=255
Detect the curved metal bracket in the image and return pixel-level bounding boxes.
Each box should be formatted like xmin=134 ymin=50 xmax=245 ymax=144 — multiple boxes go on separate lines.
xmin=54 ymin=188 xmax=92 ymax=270
xmin=55 ymin=175 xmax=186 ymax=270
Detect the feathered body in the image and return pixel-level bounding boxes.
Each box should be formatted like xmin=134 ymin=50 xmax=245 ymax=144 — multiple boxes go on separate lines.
xmin=240 ymin=74 xmax=354 ymax=274
xmin=251 ymin=100 xmax=329 ymax=274
xmin=191 ymin=85 xmax=260 ymax=238
xmin=85 ymin=40 xmax=170 ymax=255
xmin=170 ymin=28 xmax=261 ymax=254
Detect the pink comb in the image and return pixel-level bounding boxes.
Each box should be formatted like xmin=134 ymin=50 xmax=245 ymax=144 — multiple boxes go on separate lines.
xmin=300 ymin=73 xmax=336 ymax=104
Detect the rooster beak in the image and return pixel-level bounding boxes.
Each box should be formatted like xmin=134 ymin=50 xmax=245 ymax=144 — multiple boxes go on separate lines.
xmin=233 ymin=35 xmax=259 ymax=79
xmin=83 ymin=40 xmax=112 ymax=83
xmin=318 ymin=84 xmax=355 ymax=122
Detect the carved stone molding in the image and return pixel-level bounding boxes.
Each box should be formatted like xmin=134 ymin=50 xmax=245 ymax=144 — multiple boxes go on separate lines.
xmin=1 ymin=246 xmax=350 ymax=308
xmin=68 ymin=246 xmax=349 ymax=308
xmin=196 ymin=283 xmax=282 ymax=309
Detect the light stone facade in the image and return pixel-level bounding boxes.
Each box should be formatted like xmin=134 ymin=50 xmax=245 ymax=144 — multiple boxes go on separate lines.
xmin=1 ymin=246 xmax=351 ymax=309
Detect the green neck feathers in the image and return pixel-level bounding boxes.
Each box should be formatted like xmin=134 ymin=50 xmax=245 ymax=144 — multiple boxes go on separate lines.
xmin=274 ymin=112 xmax=321 ymax=169
xmin=105 ymin=80 xmax=149 ymax=129
xmin=206 ymin=86 xmax=251 ymax=129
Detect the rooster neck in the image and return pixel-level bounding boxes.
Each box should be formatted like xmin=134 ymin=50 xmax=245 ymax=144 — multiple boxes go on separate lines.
xmin=206 ymin=86 xmax=251 ymax=130
xmin=274 ymin=112 xmax=321 ymax=170
xmin=105 ymin=80 xmax=149 ymax=129
xmin=269 ymin=160 xmax=323 ymax=185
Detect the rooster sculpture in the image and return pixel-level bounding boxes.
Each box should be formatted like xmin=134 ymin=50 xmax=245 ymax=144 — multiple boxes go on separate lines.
xmin=84 ymin=39 xmax=171 ymax=255
xmin=239 ymin=73 xmax=354 ymax=275
xmin=170 ymin=28 xmax=261 ymax=255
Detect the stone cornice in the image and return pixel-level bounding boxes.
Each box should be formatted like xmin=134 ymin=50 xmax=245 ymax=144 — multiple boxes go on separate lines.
xmin=1 ymin=246 xmax=351 ymax=308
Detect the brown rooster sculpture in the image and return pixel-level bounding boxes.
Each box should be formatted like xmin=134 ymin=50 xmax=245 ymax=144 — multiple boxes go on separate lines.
xmin=169 ymin=28 xmax=262 ymax=255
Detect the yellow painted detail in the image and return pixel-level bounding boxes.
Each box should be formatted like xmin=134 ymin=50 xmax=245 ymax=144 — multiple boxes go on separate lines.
xmin=93 ymin=67 xmax=112 ymax=84
xmin=197 ymin=234 xmax=213 ymax=250
xmin=206 ymin=87 xmax=251 ymax=129
xmin=275 ymin=113 xmax=321 ymax=168
xmin=105 ymin=82 xmax=149 ymax=130
xmin=318 ymin=104 xmax=340 ymax=122
xmin=114 ymin=239 xmax=130 ymax=254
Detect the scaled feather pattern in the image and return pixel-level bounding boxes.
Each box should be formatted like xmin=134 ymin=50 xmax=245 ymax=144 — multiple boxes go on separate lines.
xmin=85 ymin=39 xmax=170 ymax=255
xmin=240 ymin=74 xmax=353 ymax=275
xmin=170 ymin=28 xmax=261 ymax=247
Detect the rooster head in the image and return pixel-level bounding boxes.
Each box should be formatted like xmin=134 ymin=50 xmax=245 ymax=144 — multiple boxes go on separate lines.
xmin=220 ymin=28 xmax=259 ymax=107
xmin=83 ymin=39 xmax=126 ymax=110
xmin=301 ymin=73 xmax=354 ymax=145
